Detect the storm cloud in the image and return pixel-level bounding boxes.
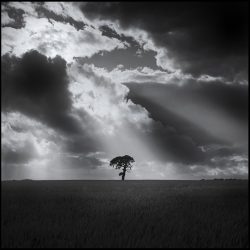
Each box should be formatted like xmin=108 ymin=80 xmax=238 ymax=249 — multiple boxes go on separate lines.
xmin=2 ymin=50 xmax=82 ymax=134
xmin=80 ymin=2 xmax=248 ymax=82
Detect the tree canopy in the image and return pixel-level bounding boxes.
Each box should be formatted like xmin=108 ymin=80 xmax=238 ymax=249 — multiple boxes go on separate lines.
xmin=110 ymin=155 xmax=135 ymax=180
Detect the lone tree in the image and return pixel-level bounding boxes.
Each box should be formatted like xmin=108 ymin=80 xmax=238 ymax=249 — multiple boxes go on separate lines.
xmin=110 ymin=155 xmax=135 ymax=181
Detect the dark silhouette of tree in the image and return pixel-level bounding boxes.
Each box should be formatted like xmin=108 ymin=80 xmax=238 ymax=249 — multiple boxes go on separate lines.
xmin=110 ymin=155 xmax=135 ymax=181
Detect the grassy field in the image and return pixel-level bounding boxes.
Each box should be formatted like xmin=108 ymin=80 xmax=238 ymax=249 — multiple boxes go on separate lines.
xmin=1 ymin=180 xmax=248 ymax=248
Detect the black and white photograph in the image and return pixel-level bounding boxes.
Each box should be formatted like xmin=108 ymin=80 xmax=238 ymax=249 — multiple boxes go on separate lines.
xmin=1 ymin=1 xmax=248 ymax=248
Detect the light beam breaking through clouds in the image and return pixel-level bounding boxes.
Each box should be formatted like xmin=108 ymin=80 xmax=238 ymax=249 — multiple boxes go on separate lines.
xmin=1 ymin=2 xmax=248 ymax=180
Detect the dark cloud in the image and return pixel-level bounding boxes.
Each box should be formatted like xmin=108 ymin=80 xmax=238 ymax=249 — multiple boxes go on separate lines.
xmin=99 ymin=25 xmax=139 ymax=48
xmin=126 ymin=92 xmax=212 ymax=164
xmin=98 ymin=25 xmax=166 ymax=69
xmin=2 ymin=50 xmax=82 ymax=135
xmin=148 ymin=121 xmax=206 ymax=164
xmin=35 ymin=4 xmax=86 ymax=31
xmin=125 ymin=80 xmax=248 ymax=165
xmin=80 ymin=2 xmax=248 ymax=81
xmin=73 ymin=22 xmax=163 ymax=71
xmin=74 ymin=48 xmax=159 ymax=71
xmin=128 ymin=92 xmax=222 ymax=145
xmin=125 ymin=81 xmax=248 ymax=133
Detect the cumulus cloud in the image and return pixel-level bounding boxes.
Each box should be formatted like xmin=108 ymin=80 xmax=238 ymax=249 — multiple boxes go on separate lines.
xmin=68 ymin=61 xmax=151 ymax=132
xmin=1 ymin=2 xmax=129 ymax=62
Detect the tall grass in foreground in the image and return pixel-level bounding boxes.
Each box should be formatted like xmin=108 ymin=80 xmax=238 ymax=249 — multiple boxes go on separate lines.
xmin=1 ymin=180 xmax=248 ymax=248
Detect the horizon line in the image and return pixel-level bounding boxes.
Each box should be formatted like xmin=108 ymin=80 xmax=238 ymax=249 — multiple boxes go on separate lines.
xmin=1 ymin=178 xmax=248 ymax=182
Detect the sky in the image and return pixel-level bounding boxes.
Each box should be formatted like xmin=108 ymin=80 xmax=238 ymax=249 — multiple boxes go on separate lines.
xmin=1 ymin=1 xmax=248 ymax=180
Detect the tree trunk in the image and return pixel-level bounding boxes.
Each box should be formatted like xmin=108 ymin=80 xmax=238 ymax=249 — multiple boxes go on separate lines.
xmin=121 ymin=168 xmax=126 ymax=181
